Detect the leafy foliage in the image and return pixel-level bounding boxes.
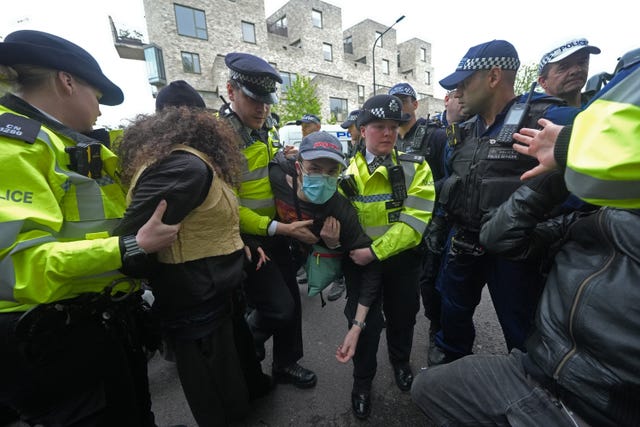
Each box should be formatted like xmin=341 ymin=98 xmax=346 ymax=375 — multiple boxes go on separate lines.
xmin=514 ymin=62 xmax=540 ymax=96
xmin=273 ymin=74 xmax=321 ymax=124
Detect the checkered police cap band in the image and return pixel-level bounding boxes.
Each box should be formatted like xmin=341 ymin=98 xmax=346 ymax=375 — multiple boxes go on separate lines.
xmin=230 ymin=70 xmax=277 ymax=93
xmin=457 ymin=56 xmax=520 ymax=71
xmin=368 ymin=97 xmax=401 ymax=119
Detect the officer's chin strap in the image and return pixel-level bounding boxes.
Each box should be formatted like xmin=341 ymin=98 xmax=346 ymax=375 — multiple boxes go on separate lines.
xmin=104 ymin=277 xmax=138 ymax=302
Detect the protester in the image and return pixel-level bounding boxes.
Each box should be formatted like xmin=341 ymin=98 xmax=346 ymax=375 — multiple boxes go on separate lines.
xmin=0 ymin=29 xmax=179 ymax=426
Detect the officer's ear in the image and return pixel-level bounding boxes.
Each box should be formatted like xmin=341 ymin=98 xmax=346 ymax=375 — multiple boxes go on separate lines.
xmin=226 ymin=81 xmax=236 ymax=102
xmin=56 ymin=71 xmax=75 ymax=97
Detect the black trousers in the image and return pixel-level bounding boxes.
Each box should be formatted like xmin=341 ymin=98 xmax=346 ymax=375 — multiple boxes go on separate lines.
xmin=344 ymin=250 xmax=422 ymax=393
xmin=170 ymin=317 xmax=250 ymax=427
xmin=243 ymin=236 xmax=303 ymax=368
xmin=0 ymin=297 xmax=155 ymax=427
xmin=419 ymin=248 xmax=443 ymax=331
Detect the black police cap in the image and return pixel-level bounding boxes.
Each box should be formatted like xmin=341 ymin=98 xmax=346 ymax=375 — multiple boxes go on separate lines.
xmin=357 ymin=94 xmax=410 ymax=127
xmin=225 ymin=52 xmax=282 ymax=104
xmin=0 ymin=30 xmax=124 ymax=106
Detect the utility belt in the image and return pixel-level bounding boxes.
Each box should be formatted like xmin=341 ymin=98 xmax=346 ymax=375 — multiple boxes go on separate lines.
xmin=450 ymin=228 xmax=485 ymax=256
xmin=13 ymin=278 xmax=158 ymax=364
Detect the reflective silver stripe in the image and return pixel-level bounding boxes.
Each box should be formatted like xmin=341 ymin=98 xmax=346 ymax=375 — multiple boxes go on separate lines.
xmin=242 ymin=165 xmax=269 ymax=182
xmin=565 ymin=168 xmax=640 ymax=201
xmin=404 ymin=195 xmax=434 ymax=212
xmin=399 ymin=213 xmax=428 ymax=235
xmin=239 ymin=197 xmax=274 ymax=210
xmin=400 ymin=160 xmax=416 ymax=189
xmin=0 ymin=236 xmax=56 ymax=301
xmin=365 ymin=225 xmax=390 ymax=238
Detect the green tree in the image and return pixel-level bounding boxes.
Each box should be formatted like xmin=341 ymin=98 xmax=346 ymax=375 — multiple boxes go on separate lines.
xmin=514 ymin=62 xmax=540 ymax=96
xmin=273 ymin=74 xmax=321 ymax=124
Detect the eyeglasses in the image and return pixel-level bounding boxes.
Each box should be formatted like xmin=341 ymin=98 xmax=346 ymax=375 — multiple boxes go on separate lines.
xmin=298 ymin=160 xmax=342 ymax=177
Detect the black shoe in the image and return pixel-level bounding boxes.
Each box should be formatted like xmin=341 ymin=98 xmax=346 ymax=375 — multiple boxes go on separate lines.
xmin=351 ymin=391 xmax=371 ymax=419
xmin=273 ymin=362 xmax=317 ymax=388
xmin=427 ymin=343 xmax=448 ymax=366
xmin=327 ymin=278 xmax=345 ymax=301
xmin=249 ymin=373 xmax=276 ymax=400
xmin=392 ymin=363 xmax=413 ymax=391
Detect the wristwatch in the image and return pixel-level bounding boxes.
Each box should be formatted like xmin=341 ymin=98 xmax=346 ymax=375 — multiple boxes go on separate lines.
xmin=121 ymin=234 xmax=147 ymax=263
xmin=351 ymin=319 xmax=366 ymax=330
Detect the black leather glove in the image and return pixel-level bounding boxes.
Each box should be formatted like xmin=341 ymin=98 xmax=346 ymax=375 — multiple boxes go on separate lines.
xmin=424 ymin=215 xmax=449 ymax=255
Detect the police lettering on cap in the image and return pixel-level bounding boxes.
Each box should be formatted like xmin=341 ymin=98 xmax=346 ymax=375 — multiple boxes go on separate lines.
xmin=357 ymin=94 xmax=411 ymax=127
xmin=156 ymin=80 xmax=206 ymax=111
xmin=439 ymin=40 xmax=520 ymax=91
xmin=538 ymin=38 xmax=601 ymax=74
xmin=225 ymin=52 xmax=282 ymax=105
xmin=299 ymin=131 xmax=347 ymax=167
xmin=388 ymin=83 xmax=417 ymax=100
xmin=0 ymin=30 xmax=124 ymax=105
xmin=296 ymin=114 xmax=321 ymax=125
xmin=340 ymin=109 xmax=361 ymax=129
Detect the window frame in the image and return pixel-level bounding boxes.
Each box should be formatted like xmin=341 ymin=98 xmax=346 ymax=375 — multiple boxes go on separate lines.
xmin=174 ymin=4 xmax=208 ymax=40
xmin=241 ymin=21 xmax=256 ymax=44
xmin=180 ymin=51 xmax=201 ymax=74
xmin=312 ymin=9 xmax=323 ymax=28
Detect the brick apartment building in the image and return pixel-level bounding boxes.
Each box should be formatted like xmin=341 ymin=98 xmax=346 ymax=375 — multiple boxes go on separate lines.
xmin=113 ymin=0 xmax=444 ymax=122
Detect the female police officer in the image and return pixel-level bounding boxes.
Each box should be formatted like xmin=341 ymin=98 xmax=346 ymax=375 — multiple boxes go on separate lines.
xmin=0 ymin=30 xmax=179 ymax=426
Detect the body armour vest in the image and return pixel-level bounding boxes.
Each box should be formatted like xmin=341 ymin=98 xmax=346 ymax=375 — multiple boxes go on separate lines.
xmin=130 ymin=145 xmax=244 ymax=263
xmin=439 ymin=117 xmax=539 ymax=232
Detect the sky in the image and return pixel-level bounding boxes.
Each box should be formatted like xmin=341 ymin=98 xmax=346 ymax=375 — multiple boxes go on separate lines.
xmin=2 ymin=0 xmax=636 ymax=128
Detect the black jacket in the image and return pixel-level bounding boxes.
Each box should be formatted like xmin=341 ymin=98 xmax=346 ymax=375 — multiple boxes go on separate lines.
xmin=480 ymin=172 xmax=640 ymax=427
xmin=115 ymin=152 xmax=243 ymax=339
xmin=269 ymin=152 xmax=381 ymax=307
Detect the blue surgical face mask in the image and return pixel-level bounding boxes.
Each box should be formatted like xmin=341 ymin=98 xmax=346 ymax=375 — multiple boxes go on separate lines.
xmin=295 ymin=161 xmax=337 ymax=206
xmin=301 ymin=174 xmax=338 ymax=204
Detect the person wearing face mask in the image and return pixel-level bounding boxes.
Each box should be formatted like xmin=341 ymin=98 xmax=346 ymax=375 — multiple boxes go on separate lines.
xmin=268 ymin=130 xmax=383 ymax=416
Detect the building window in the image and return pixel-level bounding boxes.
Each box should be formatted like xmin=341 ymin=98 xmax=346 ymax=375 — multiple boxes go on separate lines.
xmin=174 ymin=4 xmax=207 ymax=40
xmin=268 ymin=16 xmax=288 ymax=36
xmin=397 ymin=51 xmax=401 ymax=68
xmin=242 ymin=21 xmax=256 ymax=43
xmin=312 ymin=9 xmax=323 ymax=28
xmin=420 ymin=47 xmax=427 ymax=62
xmin=375 ymin=31 xmax=383 ymax=48
xmin=358 ymin=85 xmax=365 ymax=104
xmin=181 ymin=51 xmax=201 ymax=74
xmin=281 ymin=71 xmax=296 ymax=92
xmin=382 ymin=59 xmax=390 ymax=75
xmin=330 ymin=97 xmax=348 ymax=122
xmin=343 ymin=35 xmax=353 ymax=54
xmin=323 ymin=43 xmax=333 ymax=62
xmin=425 ymin=70 xmax=431 ymax=85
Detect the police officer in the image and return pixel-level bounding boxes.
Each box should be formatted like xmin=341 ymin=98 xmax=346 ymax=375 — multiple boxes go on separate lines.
xmin=221 ymin=52 xmax=317 ymax=388
xmin=537 ymin=38 xmax=601 ymax=107
xmin=296 ymin=113 xmax=321 ymax=137
xmin=388 ymin=83 xmax=447 ymax=181
xmin=345 ymin=94 xmax=435 ymax=418
xmin=431 ymin=40 xmax=580 ymax=364
xmin=341 ymin=109 xmax=362 ymax=157
xmin=0 ymin=30 xmax=179 ymax=426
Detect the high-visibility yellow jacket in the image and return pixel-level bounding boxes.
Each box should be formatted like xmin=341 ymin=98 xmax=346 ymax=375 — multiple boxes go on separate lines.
xmin=0 ymin=104 xmax=130 ymax=313
xmin=345 ymin=151 xmax=435 ymax=261
xmin=566 ymin=63 xmax=640 ymax=208
xmin=237 ymin=134 xmax=279 ymax=235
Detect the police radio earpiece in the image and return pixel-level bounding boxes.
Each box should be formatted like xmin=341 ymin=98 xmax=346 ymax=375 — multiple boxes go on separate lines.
xmin=495 ymin=81 xmax=537 ymax=146
xmin=219 ymin=95 xmax=254 ymax=146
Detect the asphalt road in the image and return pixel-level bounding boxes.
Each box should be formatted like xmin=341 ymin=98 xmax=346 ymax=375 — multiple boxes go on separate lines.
xmin=3 ymin=285 xmax=505 ymax=427
xmin=149 ymin=285 xmax=506 ymax=427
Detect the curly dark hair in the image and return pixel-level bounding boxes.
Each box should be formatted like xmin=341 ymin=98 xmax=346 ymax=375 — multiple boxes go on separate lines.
xmin=117 ymin=107 xmax=243 ymax=188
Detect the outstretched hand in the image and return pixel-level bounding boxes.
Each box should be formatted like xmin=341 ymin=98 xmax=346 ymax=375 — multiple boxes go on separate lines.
xmin=512 ymin=118 xmax=563 ymax=180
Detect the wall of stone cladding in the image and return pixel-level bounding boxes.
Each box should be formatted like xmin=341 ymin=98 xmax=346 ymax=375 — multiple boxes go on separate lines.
xmin=141 ymin=0 xmax=443 ymax=112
